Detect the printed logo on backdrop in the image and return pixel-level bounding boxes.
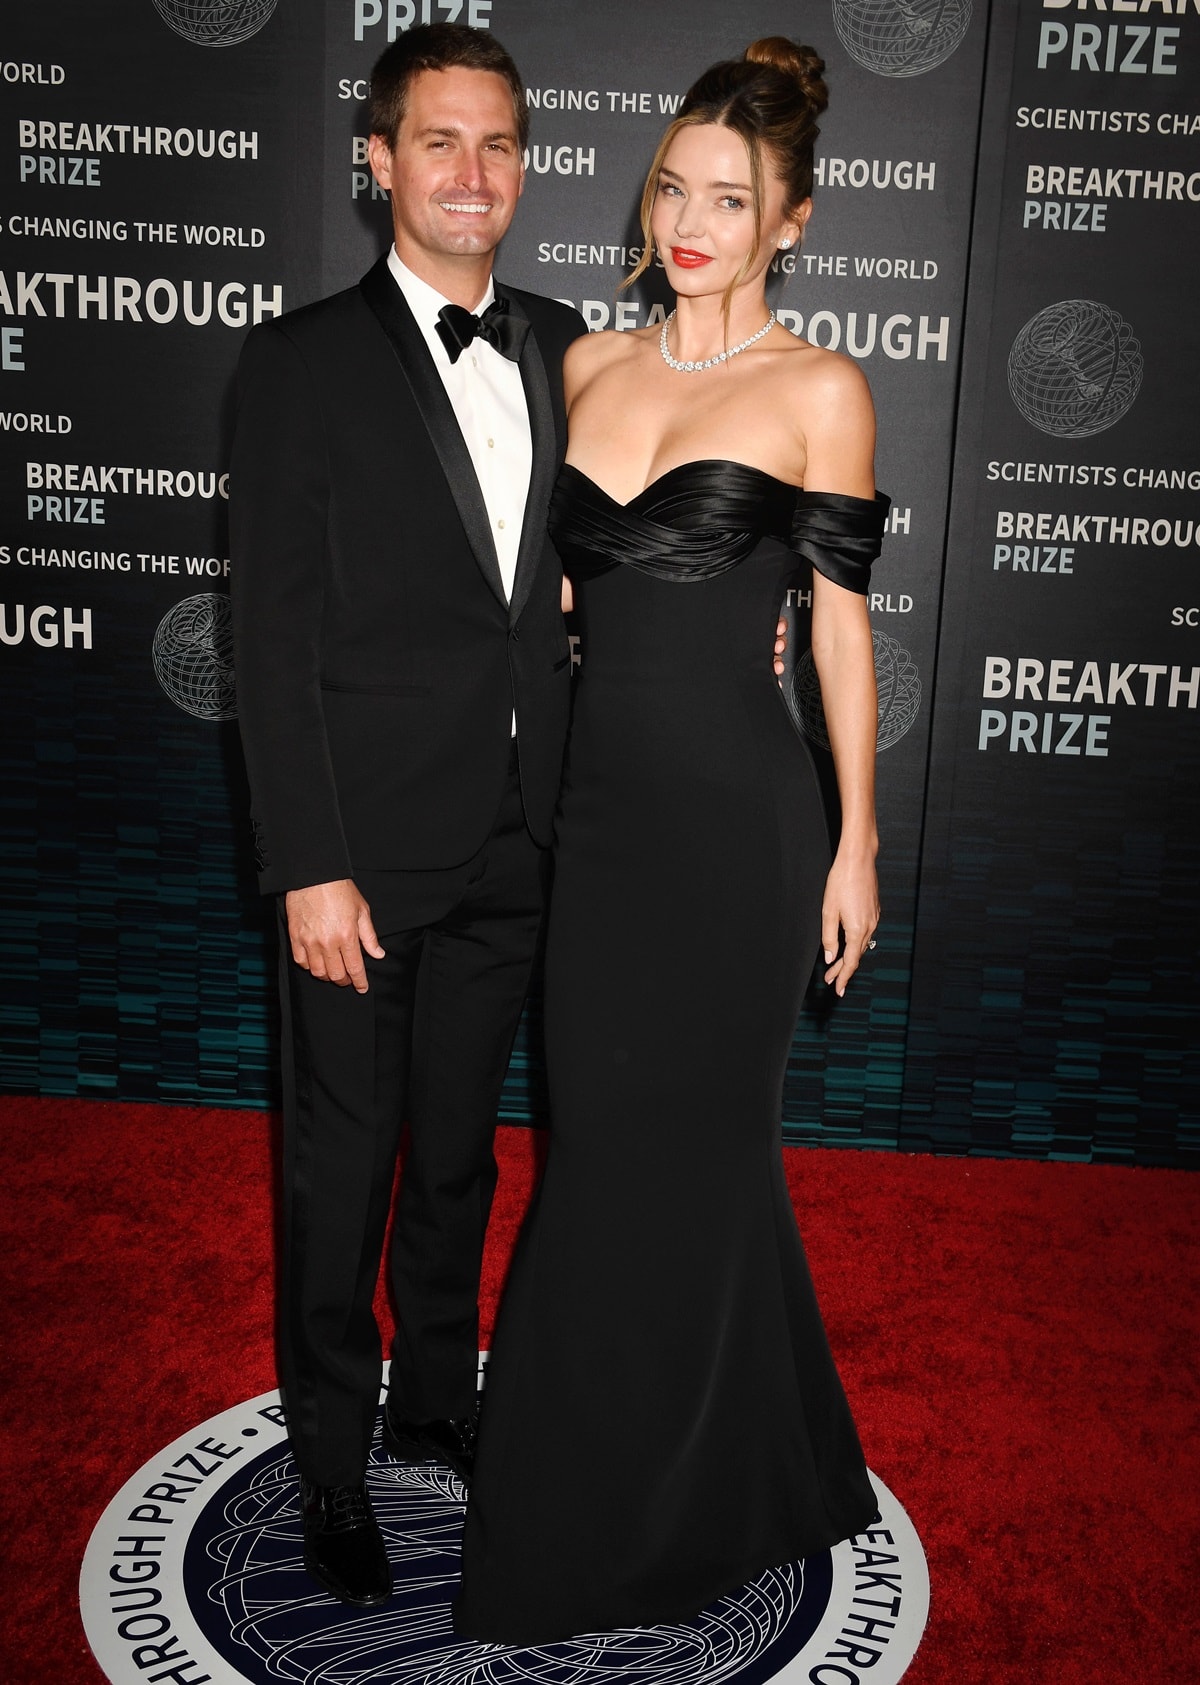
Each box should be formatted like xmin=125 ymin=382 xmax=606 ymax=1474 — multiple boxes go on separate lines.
xmin=832 ymin=0 xmax=973 ymax=78
xmin=153 ymin=592 xmax=237 ymax=719
xmin=977 ymin=652 xmax=1199 ymax=759
xmin=80 ymin=1388 xmax=928 ymax=1685
xmin=353 ymin=2 xmax=496 ymax=42
xmin=152 ymin=0 xmax=278 ymax=47
xmin=1007 ymin=301 xmax=1143 ymax=437
xmin=791 ymin=631 xmax=922 ymax=752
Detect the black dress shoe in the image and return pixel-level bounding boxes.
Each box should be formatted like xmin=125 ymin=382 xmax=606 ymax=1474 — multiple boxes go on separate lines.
xmin=299 ymin=1479 xmax=392 ymax=1607
xmin=382 ymin=1401 xmax=478 ymax=1485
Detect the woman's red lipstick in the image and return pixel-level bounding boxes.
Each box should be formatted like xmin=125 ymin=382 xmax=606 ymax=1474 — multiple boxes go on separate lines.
xmin=670 ymin=247 xmax=713 ymax=268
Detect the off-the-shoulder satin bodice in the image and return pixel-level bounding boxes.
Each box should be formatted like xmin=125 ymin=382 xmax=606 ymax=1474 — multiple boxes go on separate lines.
xmin=550 ymin=459 xmax=889 ymax=595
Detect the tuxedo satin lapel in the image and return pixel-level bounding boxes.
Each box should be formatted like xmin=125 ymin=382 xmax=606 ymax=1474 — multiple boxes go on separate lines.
xmin=359 ymin=258 xmax=507 ymax=609
xmin=503 ymin=290 xmax=558 ymax=629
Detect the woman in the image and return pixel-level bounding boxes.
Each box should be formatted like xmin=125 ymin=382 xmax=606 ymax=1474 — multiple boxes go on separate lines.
xmin=455 ymin=38 xmax=886 ymax=1643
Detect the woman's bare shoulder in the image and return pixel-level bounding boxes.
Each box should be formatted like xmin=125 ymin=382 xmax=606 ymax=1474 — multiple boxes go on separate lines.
xmin=565 ymin=327 xmax=651 ymax=370
xmin=772 ymin=341 xmax=876 ymax=491
xmin=775 ymin=336 xmax=873 ymax=407
xmin=564 ymin=326 xmax=651 ymax=400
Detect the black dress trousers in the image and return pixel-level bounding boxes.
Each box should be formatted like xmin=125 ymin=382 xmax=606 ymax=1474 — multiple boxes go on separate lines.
xmin=276 ymin=755 xmax=545 ymax=1487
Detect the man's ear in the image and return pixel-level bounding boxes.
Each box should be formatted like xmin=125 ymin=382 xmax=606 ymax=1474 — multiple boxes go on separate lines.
xmin=367 ymin=132 xmax=395 ymax=193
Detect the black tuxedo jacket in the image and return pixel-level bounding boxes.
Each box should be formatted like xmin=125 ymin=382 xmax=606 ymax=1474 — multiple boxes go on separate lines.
xmin=230 ymin=256 xmax=587 ymax=894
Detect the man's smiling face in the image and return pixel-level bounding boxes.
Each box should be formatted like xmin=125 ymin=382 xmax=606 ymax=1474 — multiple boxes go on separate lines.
xmin=368 ymin=65 xmax=525 ymax=290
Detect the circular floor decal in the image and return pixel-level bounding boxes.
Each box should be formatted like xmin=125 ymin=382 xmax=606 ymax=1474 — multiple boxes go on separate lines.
xmin=82 ymin=1381 xmax=928 ymax=1685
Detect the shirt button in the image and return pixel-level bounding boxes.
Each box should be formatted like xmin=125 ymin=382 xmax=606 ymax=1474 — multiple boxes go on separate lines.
xmin=471 ymin=355 xmax=478 ymax=367
xmin=497 ymin=519 xmax=506 ymax=530
xmin=487 ymin=438 xmax=495 ymax=449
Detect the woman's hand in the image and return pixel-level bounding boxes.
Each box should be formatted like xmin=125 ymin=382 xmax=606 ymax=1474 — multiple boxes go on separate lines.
xmin=821 ymin=850 xmax=880 ymax=996
xmin=800 ymin=356 xmax=882 ymax=998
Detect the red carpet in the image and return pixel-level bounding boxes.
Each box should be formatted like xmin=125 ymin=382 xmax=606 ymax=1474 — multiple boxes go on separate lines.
xmin=0 ymin=1095 xmax=1196 ymax=1683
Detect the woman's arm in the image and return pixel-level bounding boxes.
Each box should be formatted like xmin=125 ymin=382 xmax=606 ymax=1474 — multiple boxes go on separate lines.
xmin=800 ymin=355 xmax=881 ymax=995
xmin=811 ymin=578 xmax=879 ymax=995
xmin=560 ymin=329 xmax=623 ymax=610
xmin=559 ymin=333 xmax=600 ymax=616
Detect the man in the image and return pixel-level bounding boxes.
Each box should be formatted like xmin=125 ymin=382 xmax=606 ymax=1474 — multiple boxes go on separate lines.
xmin=230 ymin=24 xmax=585 ymax=1608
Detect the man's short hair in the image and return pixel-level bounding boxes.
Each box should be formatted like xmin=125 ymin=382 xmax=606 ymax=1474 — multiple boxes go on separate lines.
xmin=368 ymin=23 xmax=530 ymax=152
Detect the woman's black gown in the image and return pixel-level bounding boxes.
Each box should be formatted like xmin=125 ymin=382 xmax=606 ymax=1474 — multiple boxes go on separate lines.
xmin=454 ymin=460 xmax=889 ymax=1644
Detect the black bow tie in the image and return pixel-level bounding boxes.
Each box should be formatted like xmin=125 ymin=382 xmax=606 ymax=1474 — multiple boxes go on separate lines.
xmin=435 ymin=297 xmax=529 ymax=364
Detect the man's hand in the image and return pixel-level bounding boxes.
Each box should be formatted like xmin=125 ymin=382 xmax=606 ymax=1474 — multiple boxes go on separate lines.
xmin=285 ymin=879 xmax=385 ymax=994
xmin=774 ymin=616 xmax=788 ymax=679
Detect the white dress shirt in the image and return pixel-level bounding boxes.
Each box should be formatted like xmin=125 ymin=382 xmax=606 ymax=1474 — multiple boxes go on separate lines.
xmin=386 ymin=247 xmax=532 ymax=606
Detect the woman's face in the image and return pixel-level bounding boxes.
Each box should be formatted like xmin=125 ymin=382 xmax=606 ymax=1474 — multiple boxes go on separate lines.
xmin=649 ymin=122 xmax=805 ymax=299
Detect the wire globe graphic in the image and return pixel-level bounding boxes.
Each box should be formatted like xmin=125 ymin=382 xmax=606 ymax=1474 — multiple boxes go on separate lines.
xmin=1007 ymin=300 xmax=1143 ymax=438
xmin=790 ymin=630 xmax=921 ymax=752
xmin=831 ymin=0 xmax=973 ymax=76
xmin=191 ymin=1449 xmax=809 ymax=1685
xmin=152 ymin=592 xmax=238 ymax=720
xmin=83 ymin=1388 xmax=927 ymax=1685
xmin=151 ymin=0 xmax=278 ymax=46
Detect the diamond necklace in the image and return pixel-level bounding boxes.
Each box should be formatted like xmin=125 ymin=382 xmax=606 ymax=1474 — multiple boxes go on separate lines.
xmin=658 ymin=308 xmax=777 ymax=374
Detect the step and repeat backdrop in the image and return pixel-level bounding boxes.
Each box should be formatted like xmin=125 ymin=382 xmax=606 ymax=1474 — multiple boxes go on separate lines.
xmin=906 ymin=2 xmax=1200 ymax=1166
xmin=1 ymin=0 xmax=1195 ymax=1165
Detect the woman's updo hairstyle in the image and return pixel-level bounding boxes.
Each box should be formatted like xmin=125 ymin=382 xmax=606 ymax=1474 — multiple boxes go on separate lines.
xmin=624 ymin=38 xmax=828 ymax=296
xmin=740 ymin=37 xmax=828 ymax=204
